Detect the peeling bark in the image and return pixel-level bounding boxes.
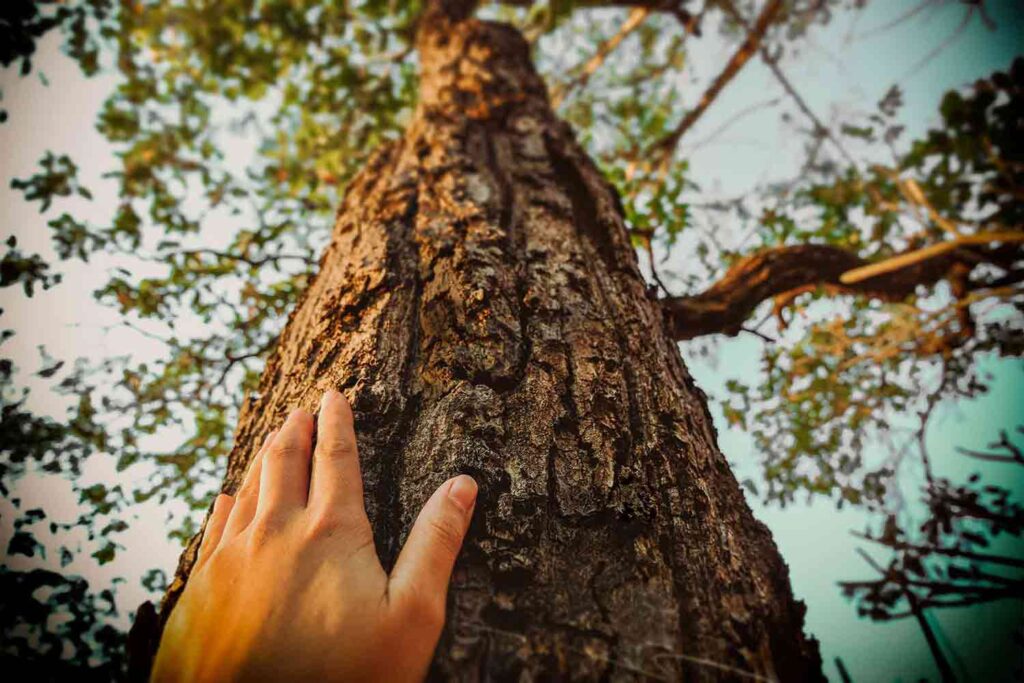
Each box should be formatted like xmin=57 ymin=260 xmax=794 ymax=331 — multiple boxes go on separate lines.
xmin=142 ymin=11 xmax=823 ymax=682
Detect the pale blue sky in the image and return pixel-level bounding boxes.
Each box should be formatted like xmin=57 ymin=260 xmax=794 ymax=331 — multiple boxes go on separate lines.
xmin=1 ymin=1 xmax=1022 ymax=680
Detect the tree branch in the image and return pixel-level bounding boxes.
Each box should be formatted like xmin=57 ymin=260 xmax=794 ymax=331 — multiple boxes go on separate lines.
xmin=176 ymin=248 xmax=316 ymax=268
xmin=500 ymin=0 xmax=699 ymax=28
xmin=649 ymin=0 xmax=784 ymax=163
xmin=551 ymin=7 xmax=652 ymax=108
xmin=568 ymin=0 xmax=700 ymax=28
xmin=662 ymin=239 xmax=1023 ymax=341
xmin=851 ymin=531 xmax=1024 ymax=569
xmin=717 ymin=0 xmax=856 ymax=166
xmin=956 ymin=428 xmax=1024 ymax=466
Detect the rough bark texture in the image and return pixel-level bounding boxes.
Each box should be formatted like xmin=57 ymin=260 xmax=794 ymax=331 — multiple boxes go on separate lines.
xmin=152 ymin=12 xmax=823 ymax=682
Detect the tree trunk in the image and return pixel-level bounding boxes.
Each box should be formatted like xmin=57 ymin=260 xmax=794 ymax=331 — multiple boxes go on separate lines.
xmin=148 ymin=10 xmax=823 ymax=682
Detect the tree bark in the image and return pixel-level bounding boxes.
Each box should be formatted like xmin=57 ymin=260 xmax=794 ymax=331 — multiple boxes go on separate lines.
xmin=145 ymin=10 xmax=823 ymax=682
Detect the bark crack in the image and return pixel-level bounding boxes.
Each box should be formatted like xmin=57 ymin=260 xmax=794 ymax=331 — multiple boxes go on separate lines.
xmin=543 ymin=134 xmax=620 ymax=274
xmin=482 ymin=123 xmax=532 ymax=392
xmin=374 ymin=176 xmax=422 ymax=570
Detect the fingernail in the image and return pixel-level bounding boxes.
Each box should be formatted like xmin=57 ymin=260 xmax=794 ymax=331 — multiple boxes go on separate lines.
xmin=287 ymin=407 xmax=307 ymax=422
xmin=447 ymin=475 xmax=478 ymax=513
xmin=262 ymin=430 xmax=277 ymax=447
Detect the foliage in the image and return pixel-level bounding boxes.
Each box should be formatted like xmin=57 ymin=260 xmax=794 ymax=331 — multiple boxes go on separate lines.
xmin=0 ymin=0 xmax=116 ymax=122
xmin=0 ymin=566 xmax=125 ymax=680
xmin=721 ymin=62 xmax=1023 ymax=507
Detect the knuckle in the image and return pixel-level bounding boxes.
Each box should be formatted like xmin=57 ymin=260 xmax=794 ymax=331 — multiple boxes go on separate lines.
xmin=236 ymin=482 xmax=258 ymax=502
xmin=303 ymin=510 xmax=342 ymax=540
xmin=317 ymin=436 xmax=356 ymax=462
xmin=246 ymin=518 xmax=280 ymax=549
xmin=304 ymin=509 xmax=372 ymax=545
xmin=270 ymin=441 xmax=306 ymax=461
xmin=212 ymin=494 xmax=234 ymax=518
xmin=427 ymin=515 xmax=464 ymax=557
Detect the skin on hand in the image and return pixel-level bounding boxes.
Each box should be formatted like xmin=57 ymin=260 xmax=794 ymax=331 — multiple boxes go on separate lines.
xmin=151 ymin=390 xmax=478 ymax=682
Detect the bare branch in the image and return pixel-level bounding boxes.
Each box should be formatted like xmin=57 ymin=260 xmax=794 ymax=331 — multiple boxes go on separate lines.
xmin=718 ymin=0 xmax=856 ymax=165
xmin=176 ymin=248 xmax=317 ymax=268
xmin=897 ymin=4 xmax=976 ymax=84
xmin=552 ymin=8 xmax=652 ymax=108
xmin=686 ymin=96 xmax=781 ymax=152
xmin=852 ymin=0 xmax=942 ymax=42
xmin=569 ymin=0 xmax=700 ymax=28
xmin=957 ymin=428 xmax=1024 ymax=465
xmin=648 ymin=0 xmax=784 ymax=163
xmin=851 ymin=531 xmax=1024 ymax=569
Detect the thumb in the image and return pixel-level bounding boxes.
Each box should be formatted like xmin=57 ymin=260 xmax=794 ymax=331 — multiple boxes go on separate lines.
xmin=388 ymin=475 xmax=477 ymax=616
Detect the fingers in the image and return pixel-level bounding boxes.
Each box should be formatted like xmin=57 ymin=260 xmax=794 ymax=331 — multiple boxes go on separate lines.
xmin=195 ymin=493 xmax=234 ymax=571
xmin=308 ymin=391 xmax=368 ymax=526
xmin=222 ymin=431 xmax=273 ymax=540
xmin=256 ymin=408 xmax=315 ymax=520
xmin=388 ymin=475 xmax=477 ymax=616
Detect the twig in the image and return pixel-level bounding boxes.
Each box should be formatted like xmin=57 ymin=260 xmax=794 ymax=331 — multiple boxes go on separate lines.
xmin=956 ymin=429 xmax=1024 ymax=465
xmin=904 ymin=586 xmax=957 ymax=683
xmin=897 ymin=4 xmax=975 ymax=84
xmin=763 ymin=55 xmax=856 ymax=165
xmin=715 ymin=0 xmax=856 ymax=166
xmin=552 ymin=8 xmax=651 ymax=108
xmin=648 ymin=0 xmax=785 ymax=166
xmin=178 ymin=248 xmax=317 ymax=268
xmin=851 ymin=531 xmax=1024 ymax=569
xmin=853 ymin=0 xmax=943 ymax=41
xmin=686 ymin=96 xmax=781 ymax=152
xmin=741 ymin=325 xmax=775 ymax=343
xmin=856 ymin=547 xmax=888 ymax=575
xmin=834 ymin=657 xmax=853 ymax=683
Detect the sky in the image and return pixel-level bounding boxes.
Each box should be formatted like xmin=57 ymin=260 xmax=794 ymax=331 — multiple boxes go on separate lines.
xmin=672 ymin=1 xmax=1024 ymax=680
xmin=1 ymin=1 xmax=1022 ymax=680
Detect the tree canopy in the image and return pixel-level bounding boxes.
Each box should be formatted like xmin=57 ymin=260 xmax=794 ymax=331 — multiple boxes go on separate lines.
xmin=1 ymin=0 xmax=1021 ymax=678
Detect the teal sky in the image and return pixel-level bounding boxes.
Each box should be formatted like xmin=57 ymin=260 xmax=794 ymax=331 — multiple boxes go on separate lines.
xmin=675 ymin=2 xmax=1024 ymax=680
xmin=1 ymin=1 xmax=1022 ymax=680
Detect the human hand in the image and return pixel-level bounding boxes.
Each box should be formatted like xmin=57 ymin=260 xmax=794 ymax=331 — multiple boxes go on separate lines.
xmin=151 ymin=390 xmax=478 ymax=682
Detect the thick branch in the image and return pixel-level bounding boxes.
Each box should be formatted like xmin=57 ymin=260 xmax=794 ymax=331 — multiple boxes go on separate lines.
xmin=661 ymin=241 xmax=1016 ymax=341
